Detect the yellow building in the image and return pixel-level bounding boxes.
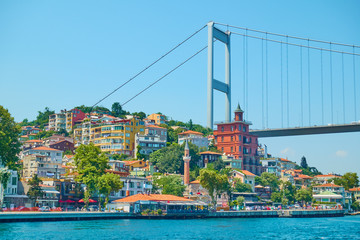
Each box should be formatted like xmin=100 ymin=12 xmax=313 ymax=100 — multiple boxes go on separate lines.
xmin=147 ymin=113 xmax=166 ymax=125
xmin=91 ymin=117 xmax=145 ymax=156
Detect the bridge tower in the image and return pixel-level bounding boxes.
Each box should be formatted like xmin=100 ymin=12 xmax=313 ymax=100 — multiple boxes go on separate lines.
xmin=207 ymin=21 xmax=231 ymax=129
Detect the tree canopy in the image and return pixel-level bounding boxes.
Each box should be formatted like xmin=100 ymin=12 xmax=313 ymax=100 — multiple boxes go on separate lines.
xmin=256 ymin=172 xmax=280 ymax=192
xmin=27 ymin=174 xmax=44 ymax=205
xmin=97 ymin=173 xmax=123 ymax=206
xmin=74 ymin=143 xmax=110 ymax=205
xmin=233 ymin=178 xmax=253 ymax=193
xmin=152 ymin=175 xmax=186 ymax=196
xmin=199 ymin=168 xmax=231 ymax=205
xmin=149 ymin=142 xmax=200 ymax=174
xmin=333 ymin=172 xmax=359 ymax=190
xmin=0 ymin=106 xmax=21 ymax=170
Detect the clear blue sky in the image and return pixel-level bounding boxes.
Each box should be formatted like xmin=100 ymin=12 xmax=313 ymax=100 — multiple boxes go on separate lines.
xmin=1 ymin=0 xmax=359 ymax=175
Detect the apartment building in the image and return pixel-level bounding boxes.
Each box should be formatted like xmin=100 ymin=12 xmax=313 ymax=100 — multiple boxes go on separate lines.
xmin=214 ymin=104 xmax=262 ymax=175
xmin=146 ymin=113 xmax=166 ymax=125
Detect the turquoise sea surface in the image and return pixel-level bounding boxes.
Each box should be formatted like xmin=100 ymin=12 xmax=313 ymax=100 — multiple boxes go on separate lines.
xmin=0 ymin=215 xmax=359 ymax=240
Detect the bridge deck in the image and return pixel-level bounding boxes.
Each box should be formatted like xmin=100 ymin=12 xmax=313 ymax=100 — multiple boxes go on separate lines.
xmin=250 ymin=123 xmax=360 ymax=138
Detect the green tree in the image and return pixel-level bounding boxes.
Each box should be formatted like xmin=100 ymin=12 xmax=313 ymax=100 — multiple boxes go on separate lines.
xmin=149 ymin=142 xmax=200 ymax=174
xmin=199 ymin=168 xmax=231 ymax=206
xmin=188 ymin=119 xmax=193 ymax=130
xmin=295 ymin=188 xmax=313 ymax=205
xmin=111 ymin=153 xmax=129 ymax=161
xmin=271 ymin=192 xmax=282 ymax=203
xmin=300 ymin=156 xmax=308 ymax=169
xmin=111 ymin=102 xmax=127 ymax=118
xmin=236 ymin=196 xmax=245 ymax=208
xmin=233 ymin=179 xmax=253 ymax=193
xmin=282 ymin=181 xmax=297 ymax=204
xmin=34 ymin=107 xmax=55 ymax=128
xmin=27 ymin=174 xmax=44 ymax=206
xmin=258 ymin=172 xmax=280 ymax=192
xmin=97 ymin=173 xmax=123 ymax=207
xmin=136 ymin=145 xmax=146 ymax=160
xmin=132 ymin=111 xmax=146 ymax=120
xmin=333 ymin=172 xmax=359 ymax=190
xmin=152 ymin=175 xmax=186 ymax=196
xmin=0 ymin=106 xmax=21 ymax=170
xmin=74 ymin=143 xmax=109 ymax=206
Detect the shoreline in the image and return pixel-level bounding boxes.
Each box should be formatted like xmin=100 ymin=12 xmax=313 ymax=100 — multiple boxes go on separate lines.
xmin=0 ymin=209 xmax=345 ymax=223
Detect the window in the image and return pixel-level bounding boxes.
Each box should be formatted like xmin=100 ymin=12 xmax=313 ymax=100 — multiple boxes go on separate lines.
xmin=12 ymin=177 xmax=17 ymax=185
xmin=221 ymin=147 xmax=224 ymax=152
xmin=239 ymin=125 xmax=242 ymax=131
xmin=239 ymin=135 xmax=241 ymax=141
xmin=239 ymin=146 xmax=241 ymax=152
xmin=243 ymin=126 xmax=246 ymax=132
xmin=231 ymin=126 xmax=234 ymax=131
xmin=221 ymin=127 xmax=224 ymax=132
xmin=231 ymin=136 xmax=233 ymax=141
xmin=221 ymin=136 xmax=224 ymax=142
xmin=231 ymin=147 xmax=233 ymax=152
xmin=125 ymin=133 xmax=130 ymax=137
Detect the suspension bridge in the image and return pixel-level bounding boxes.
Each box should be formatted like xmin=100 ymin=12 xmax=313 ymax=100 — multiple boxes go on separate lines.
xmin=92 ymin=21 xmax=360 ymax=138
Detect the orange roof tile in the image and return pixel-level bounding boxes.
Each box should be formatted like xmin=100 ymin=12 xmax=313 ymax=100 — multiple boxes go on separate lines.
xmin=124 ymin=160 xmax=143 ymax=165
xmin=294 ymin=169 xmax=302 ymax=173
xmin=105 ymin=169 xmax=130 ymax=177
xmin=178 ymin=130 xmax=203 ymax=136
xmin=32 ymin=146 xmax=62 ymax=151
xmin=314 ymin=174 xmax=340 ymax=178
xmin=349 ymin=187 xmax=360 ymax=192
xmin=64 ymin=155 xmax=74 ymax=158
xmin=241 ymin=170 xmax=256 ymax=176
xmin=279 ymin=158 xmax=292 ymax=162
xmin=199 ymin=151 xmax=222 ymax=155
xmin=113 ymin=194 xmax=192 ymax=203
xmin=315 ymin=183 xmax=341 ymax=187
xmin=190 ymin=180 xmax=200 ymax=184
xmin=39 ymin=184 xmax=53 ymax=188
xmin=295 ymin=174 xmax=313 ymax=179
xmin=25 ymin=139 xmax=43 ymax=143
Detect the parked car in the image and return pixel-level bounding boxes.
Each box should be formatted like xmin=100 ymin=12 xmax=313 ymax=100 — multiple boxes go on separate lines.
xmin=39 ymin=206 xmax=51 ymax=212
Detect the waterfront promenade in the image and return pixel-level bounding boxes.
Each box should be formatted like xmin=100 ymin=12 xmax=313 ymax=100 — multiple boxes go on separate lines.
xmin=0 ymin=209 xmax=345 ymax=223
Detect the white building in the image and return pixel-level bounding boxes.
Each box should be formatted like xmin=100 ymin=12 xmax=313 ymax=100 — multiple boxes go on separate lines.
xmin=178 ymin=130 xmax=209 ymax=149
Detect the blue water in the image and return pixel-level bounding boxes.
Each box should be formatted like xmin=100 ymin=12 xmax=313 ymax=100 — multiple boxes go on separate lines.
xmin=0 ymin=216 xmax=359 ymax=240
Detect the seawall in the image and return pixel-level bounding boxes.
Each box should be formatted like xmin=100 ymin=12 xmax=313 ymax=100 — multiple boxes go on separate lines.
xmin=0 ymin=209 xmax=345 ymax=223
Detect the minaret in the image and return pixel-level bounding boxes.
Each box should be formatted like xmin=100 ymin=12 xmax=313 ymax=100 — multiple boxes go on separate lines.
xmin=183 ymin=140 xmax=191 ymax=185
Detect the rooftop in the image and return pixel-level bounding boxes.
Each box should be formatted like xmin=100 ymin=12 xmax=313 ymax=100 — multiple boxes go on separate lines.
xmin=178 ymin=130 xmax=203 ymax=136
xmin=199 ymin=151 xmax=222 ymax=155
xmin=113 ymin=194 xmax=193 ymax=203
xmin=315 ymin=183 xmax=341 ymax=188
xmin=240 ymin=170 xmax=256 ymax=176
xmin=32 ymin=146 xmax=62 ymax=152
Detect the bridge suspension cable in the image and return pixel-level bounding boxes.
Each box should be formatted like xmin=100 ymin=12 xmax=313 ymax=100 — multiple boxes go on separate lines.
xmin=354 ymin=47 xmax=358 ymax=121
xmin=214 ymin=22 xmax=360 ymax=49
xmin=121 ymin=44 xmax=209 ymax=107
xmin=230 ymin=32 xmax=360 ymax=56
xmin=91 ymin=24 xmax=207 ymax=109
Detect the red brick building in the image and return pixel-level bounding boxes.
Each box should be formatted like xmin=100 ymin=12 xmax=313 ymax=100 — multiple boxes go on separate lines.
xmin=214 ymin=104 xmax=262 ymax=175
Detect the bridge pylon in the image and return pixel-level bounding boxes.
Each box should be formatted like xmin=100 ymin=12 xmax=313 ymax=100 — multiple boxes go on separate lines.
xmin=207 ymin=21 xmax=231 ymax=129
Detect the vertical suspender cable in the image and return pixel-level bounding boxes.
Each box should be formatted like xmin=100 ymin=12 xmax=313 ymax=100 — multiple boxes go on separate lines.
xmin=308 ymin=40 xmax=311 ymax=125
xmin=246 ymin=29 xmax=249 ymax=120
xmin=281 ymin=43 xmax=284 ymax=128
xmin=321 ymin=50 xmax=324 ymax=125
xmin=353 ymin=46 xmax=357 ymax=121
xmin=330 ymin=43 xmax=334 ymax=124
xmin=286 ymin=36 xmax=290 ymax=127
xmin=262 ymin=39 xmax=265 ymax=129
xmin=266 ymin=33 xmax=269 ymax=128
xmin=342 ymin=53 xmax=346 ymax=123
xmin=300 ymin=46 xmax=303 ymax=126
xmin=243 ymin=33 xmax=246 ymax=117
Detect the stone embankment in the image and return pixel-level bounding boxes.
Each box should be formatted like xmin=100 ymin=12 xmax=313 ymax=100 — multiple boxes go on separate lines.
xmin=0 ymin=209 xmax=345 ymax=223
